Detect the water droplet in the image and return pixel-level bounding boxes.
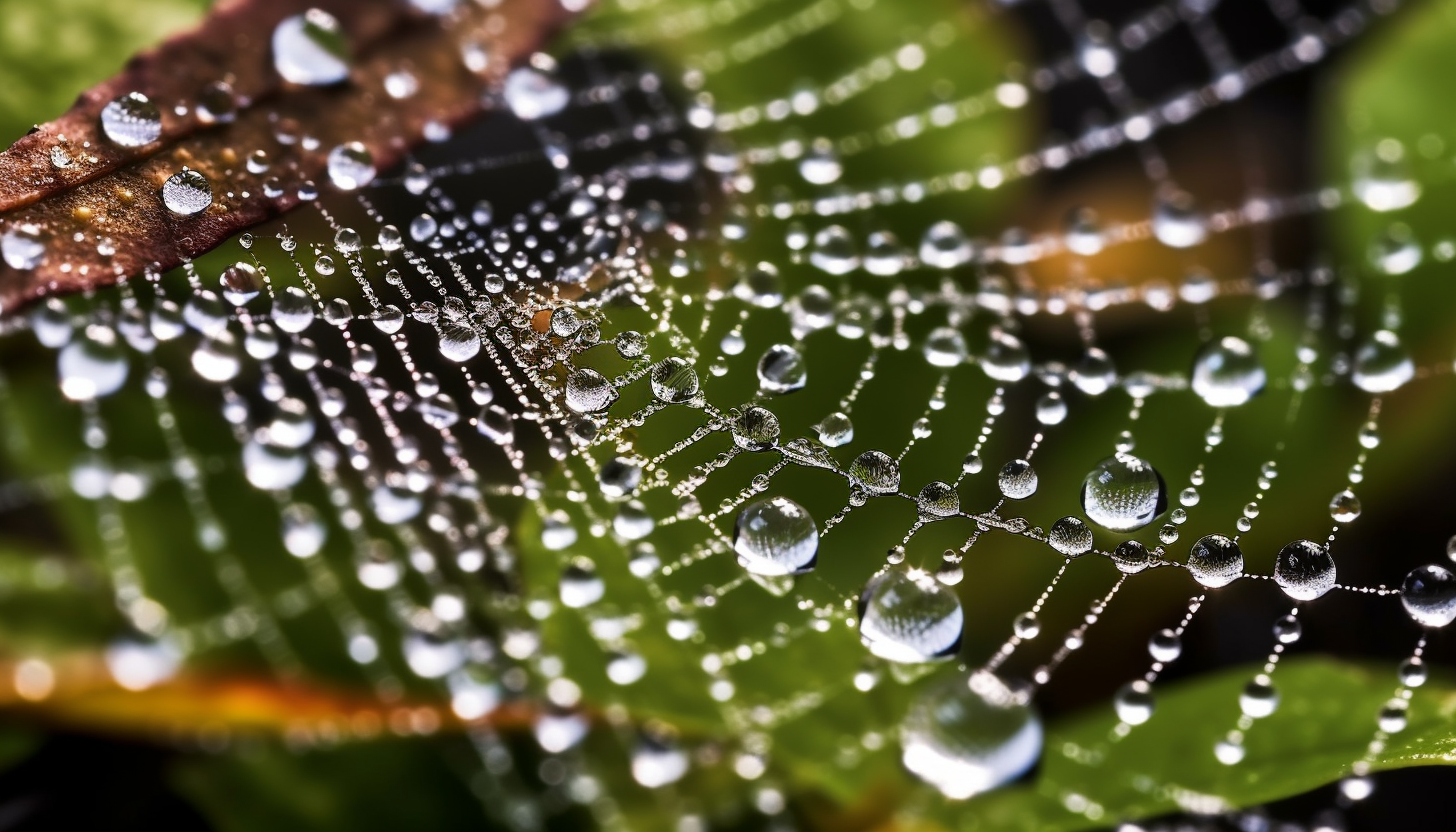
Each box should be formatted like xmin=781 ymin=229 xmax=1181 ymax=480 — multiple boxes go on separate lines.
xmin=923 ymin=327 xmax=967 ymax=368
xmin=273 ymin=9 xmax=351 ymax=86
xmin=809 ymin=225 xmax=859 ymax=275
xmin=281 ymin=503 xmax=326 ymax=557
xmin=1114 ymin=680 xmax=1154 ymax=724
xmin=160 ymin=168 xmax=212 ymax=216
xmin=757 ymin=344 xmax=806 ymax=393
xmin=1352 ymin=330 xmax=1413 ymax=393
xmin=1148 ymin=629 xmax=1182 ymax=662
xmin=1110 ymin=539 xmax=1151 ymax=573
xmin=1239 ymin=676 xmax=1279 ymax=718
xmin=858 ymin=568 xmax=962 ymax=662
xmin=631 ymin=734 xmax=690 ymax=788
xmin=327 ymin=142 xmax=376 ymax=190
xmin=900 ymin=671 xmax=1041 ymax=799
xmin=438 ymin=321 xmax=481 ymax=362
xmin=733 ymin=496 xmax=817 ymax=576
xmin=58 ymin=327 xmax=128 ymax=400
xmin=816 ymin=411 xmax=854 ymax=447
xmin=917 ymin=481 xmax=960 ymax=518
xmin=1191 ymin=336 xmax=1266 ymax=407
xmin=1048 ymin=516 xmax=1094 ymax=557
xmin=564 ymin=368 xmax=617 ymax=413
xmin=560 ymin=557 xmax=605 ymax=608
xmin=1274 ymin=539 xmax=1336 ymax=601
xmin=1071 ymin=348 xmax=1117 ymax=395
xmin=1370 ymin=223 xmax=1422 ymax=275
xmin=1273 ymin=615 xmax=1302 ymax=643
xmin=1081 ymin=453 xmax=1167 ymax=532
xmin=1186 ymin=534 xmax=1243 ymax=588
xmin=997 ymin=459 xmax=1037 ymax=500
xmin=1 ymin=224 xmax=45 ymax=270
xmin=919 ymin=221 xmax=974 ymax=269
xmin=734 ymin=261 xmax=783 ymax=307
xmin=1329 ymin=489 xmax=1361 ymax=523
xmin=731 ymin=406 xmax=780 ymax=450
xmin=1035 ymin=391 xmax=1067 ymax=425
xmin=243 ymin=438 xmax=306 ymax=490
xmin=1400 ymin=564 xmax=1456 ymax=627
xmin=650 ymin=357 xmax=699 ymax=403
xmin=100 ymin=92 xmax=162 ymax=147
xmin=799 ymin=142 xmax=842 ymax=184
xmin=504 ymin=67 xmax=569 ymax=120
xmin=981 ymin=331 xmax=1031 ymax=382
xmin=1152 ymin=190 xmax=1207 ymax=248
xmin=849 ymin=450 xmax=900 ymax=494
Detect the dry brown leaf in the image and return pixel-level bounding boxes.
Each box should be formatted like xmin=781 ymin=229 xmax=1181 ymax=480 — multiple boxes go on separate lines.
xmin=0 ymin=0 xmax=579 ymax=313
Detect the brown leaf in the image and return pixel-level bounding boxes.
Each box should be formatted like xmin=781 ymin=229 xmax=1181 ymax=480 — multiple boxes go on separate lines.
xmin=0 ymin=0 xmax=580 ymax=314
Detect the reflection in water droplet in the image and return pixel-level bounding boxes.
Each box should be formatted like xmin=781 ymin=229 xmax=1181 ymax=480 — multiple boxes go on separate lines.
xmin=1274 ymin=539 xmax=1336 ymax=600
xmin=504 ymin=67 xmax=569 ymax=120
xmin=327 ymin=142 xmax=376 ymax=190
xmin=997 ymin=459 xmax=1037 ymax=500
xmin=1400 ymin=564 xmax=1456 ymax=628
xmin=1191 ymin=336 xmax=1265 ymax=407
xmin=733 ymin=496 xmax=817 ymax=576
xmin=100 ymin=92 xmax=162 ymax=147
xmin=858 ymin=568 xmax=962 ymax=662
xmin=757 ymin=344 xmax=806 ymax=393
xmin=1352 ymin=330 xmax=1413 ymax=393
xmin=1081 ymin=453 xmax=1166 ymax=532
xmin=273 ymin=9 xmax=351 ymax=86
xmin=900 ymin=670 xmax=1041 ymax=799
xmin=1186 ymin=534 xmax=1243 ymax=588
xmin=849 ymin=450 xmax=900 ymax=494
xmin=161 ymin=168 xmax=213 ymax=216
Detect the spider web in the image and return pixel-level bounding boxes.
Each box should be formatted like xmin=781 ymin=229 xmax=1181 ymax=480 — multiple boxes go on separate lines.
xmin=0 ymin=0 xmax=1450 ymax=829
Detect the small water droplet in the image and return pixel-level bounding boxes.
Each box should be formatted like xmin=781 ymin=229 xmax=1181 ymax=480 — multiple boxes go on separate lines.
xmin=100 ymin=92 xmax=162 ymax=147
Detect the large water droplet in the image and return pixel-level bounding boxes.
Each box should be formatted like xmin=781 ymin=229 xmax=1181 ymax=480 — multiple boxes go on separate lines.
xmin=1186 ymin=534 xmax=1243 ymax=588
xmin=809 ymin=225 xmax=859 ymax=275
xmin=858 ymin=568 xmax=963 ymax=662
xmin=564 ymin=368 xmax=617 ymax=413
xmin=997 ymin=459 xmax=1037 ymax=500
xmin=1191 ymin=336 xmax=1265 ymax=407
xmin=1114 ymin=680 xmax=1154 ymax=724
xmin=923 ymin=327 xmax=967 ymax=368
xmin=730 ymin=405 xmax=780 ymax=450
xmin=1048 ymin=516 xmax=1094 ymax=557
xmin=1274 ymin=539 xmax=1336 ymax=600
xmin=160 ymin=168 xmax=213 ymax=216
xmin=1081 ymin=453 xmax=1166 ymax=532
xmin=900 ymin=670 xmax=1041 ymax=799
xmin=849 ymin=450 xmax=900 ymax=494
xmin=733 ymin=496 xmax=817 ymax=576
xmin=816 ymin=411 xmax=854 ymax=447
xmin=281 ymin=503 xmax=326 ymax=557
xmin=273 ymin=9 xmax=351 ymax=86
xmin=1400 ymin=564 xmax=1456 ymax=627
xmin=1351 ymin=330 xmax=1413 ymax=393
xmin=757 ymin=344 xmax=806 ymax=393
xmin=1152 ymin=190 xmax=1207 ymax=248
xmin=58 ymin=327 xmax=128 ymax=401
xmin=1 ymin=224 xmax=45 ymax=270
xmin=504 ymin=67 xmax=569 ymax=120
xmin=650 ymin=357 xmax=699 ymax=403
xmin=981 ymin=331 xmax=1031 ymax=382
xmin=327 ymin=142 xmax=376 ymax=190
xmin=100 ymin=92 xmax=162 ymax=147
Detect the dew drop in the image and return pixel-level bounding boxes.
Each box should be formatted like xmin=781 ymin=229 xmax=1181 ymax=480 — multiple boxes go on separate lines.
xmin=1081 ymin=453 xmax=1166 ymax=532
xmin=504 ymin=67 xmax=569 ymax=120
xmin=1110 ymin=539 xmax=1151 ymax=574
xmin=923 ymin=327 xmax=967 ymax=368
xmin=733 ymin=496 xmax=817 ymax=576
xmin=858 ymin=568 xmax=963 ymax=662
xmin=849 ymin=450 xmax=900 ymax=494
xmin=1351 ymin=330 xmax=1414 ymax=393
xmin=1186 ymin=534 xmax=1243 ymax=588
xmin=273 ymin=9 xmax=351 ymax=86
xmin=731 ymin=405 xmax=780 ymax=450
xmin=564 ymin=368 xmax=617 ymax=413
xmin=756 ymin=344 xmax=806 ymax=393
xmin=900 ymin=671 xmax=1041 ymax=799
xmin=1114 ymin=680 xmax=1154 ymax=725
xmin=100 ymin=92 xmax=162 ymax=147
xmin=1329 ymin=489 xmax=1361 ymax=523
xmin=58 ymin=327 xmax=129 ymax=401
xmin=1048 ymin=516 xmax=1094 ymax=557
xmin=815 ymin=411 xmax=854 ymax=447
xmin=997 ymin=459 xmax=1037 ymax=500
xmin=650 ymin=357 xmax=699 ymax=403
xmin=160 ymin=168 xmax=212 ymax=216
xmin=1191 ymin=336 xmax=1265 ymax=407
xmin=327 ymin=142 xmax=376 ymax=190
xmin=1400 ymin=564 xmax=1456 ymax=627
xmin=1274 ymin=539 xmax=1336 ymax=601
xmin=1 ymin=224 xmax=45 ymax=270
